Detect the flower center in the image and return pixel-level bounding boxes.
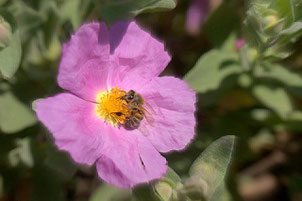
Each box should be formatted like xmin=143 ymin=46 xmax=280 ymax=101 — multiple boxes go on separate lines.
xmin=95 ymin=87 xmax=130 ymax=127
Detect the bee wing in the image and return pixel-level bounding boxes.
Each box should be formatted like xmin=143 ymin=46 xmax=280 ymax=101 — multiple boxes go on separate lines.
xmin=137 ymin=106 xmax=156 ymax=136
xmin=138 ymin=122 xmax=151 ymax=136
xmin=144 ymin=101 xmax=156 ymax=115
xmin=144 ymin=112 xmax=155 ymax=127
xmin=141 ymin=101 xmax=156 ymax=127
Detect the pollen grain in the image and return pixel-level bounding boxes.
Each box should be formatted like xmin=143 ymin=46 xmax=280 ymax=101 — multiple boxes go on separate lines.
xmin=95 ymin=87 xmax=130 ymax=127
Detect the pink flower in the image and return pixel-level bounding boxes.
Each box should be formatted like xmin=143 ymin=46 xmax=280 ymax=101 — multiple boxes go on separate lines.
xmin=35 ymin=21 xmax=196 ymax=188
xmin=186 ymin=0 xmax=210 ymax=34
xmin=235 ymin=38 xmax=246 ymax=51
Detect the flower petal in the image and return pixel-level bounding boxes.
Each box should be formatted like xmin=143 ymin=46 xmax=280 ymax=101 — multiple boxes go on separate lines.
xmin=35 ymin=93 xmax=104 ymax=165
xmin=61 ymin=58 xmax=120 ymax=102
xmin=96 ymin=128 xmax=167 ymax=188
xmin=58 ymin=23 xmax=111 ymax=101
xmin=140 ymin=76 xmax=196 ymax=152
xmin=109 ymin=22 xmax=171 ymax=91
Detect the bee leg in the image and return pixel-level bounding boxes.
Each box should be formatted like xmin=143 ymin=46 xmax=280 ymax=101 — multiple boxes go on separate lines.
xmin=124 ymin=121 xmax=134 ymax=130
xmin=126 ymin=105 xmax=135 ymax=110
xmin=111 ymin=112 xmax=124 ymax=116
xmin=133 ymin=117 xmax=139 ymax=124
xmin=124 ymin=122 xmax=130 ymax=129
xmin=137 ymin=114 xmax=144 ymax=121
xmin=130 ymin=121 xmax=136 ymax=128
xmin=117 ymin=95 xmax=129 ymax=103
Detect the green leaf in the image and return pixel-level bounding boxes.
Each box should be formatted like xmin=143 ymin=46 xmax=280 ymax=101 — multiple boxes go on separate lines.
xmin=32 ymin=165 xmax=66 ymax=201
xmin=10 ymin=1 xmax=45 ymax=42
xmin=280 ymin=21 xmax=302 ymax=35
xmin=61 ymin=0 xmax=81 ymax=29
xmin=0 ymin=0 xmax=7 ymax=6
xmin=244 ymin=0 xmax=302 ymax=61
xmin=0 ymin=85 xmax=37 ymax=133
xmin=0 ymin=133 xmax=15 ymax=161
xmin=220 ymin=33 xmax=237 ymax=53
xmin=187 ymin=135 xmax=236 ymax=200
xmin=8 ymin=137 xmax=33 ymax=167
xmin=153 ymin=168 xmax=182 ymax=201
xmin=100 ymin=0 xmax=176 ymax=25
xmin=243 ymin=0 xmax=299 ymax=61
xmin=254 ymin=63 xmax=302 ymax=88
xmin=273 ymin=21 xmax=302 ymax=51
xmin=274 ymin=0 xmax=294 ymax=25
xmin=0 ymin=30 xmax=21 ymax=78
xmin=30 ymin=138 xmax=73 ymax=201
xmin=273 ymin=111 xmax=302 ymax=131
xmin=294 ymin=0 xmax=302 ymax=20
xmin=252 ymin=85 xmax=293 ymax=119
xmin=249 ymin=129 xmax=275 ymax=152
xmin=133 ymin=184 xmax=160 ymax=201
xmin=133 ymin=0 xmax=176 ymax=14
xmin=207 ymin=183 xmax=232 ymax=201
xmin=0 ymin=11 xmax=21 ymax=79
xmin=90 ymin=184 xmax=132 ymax=201
xmin=154 ymin=182 xmax=173 ymax=201
xmin=44 ymin=146 xmax=77 ymax=181
xmin=277 ymin=22 xmax=302 ymax=51
xmin=204 ymin=3 xmax=240 ymax=47
xmin=0 ymin=16 xmax=12 ymax=48
xmin=184 ymin=50 xmax=241 ymax=93
xmin=163 ymin=167 xmax=181 ymax=185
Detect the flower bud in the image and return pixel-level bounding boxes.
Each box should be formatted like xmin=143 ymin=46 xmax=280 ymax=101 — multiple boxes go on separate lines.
xmin=0 ymin=16 xmax=12 ymax=48
xmin=180 ymin=177 xmax=208 ymax=201
xmin=154 ymin=181 xmax=173 ymax=201
xmin=235 ymin=38 xmax=246 ymax=51
xmin=264 ymin=15 xmax=279 ymax=29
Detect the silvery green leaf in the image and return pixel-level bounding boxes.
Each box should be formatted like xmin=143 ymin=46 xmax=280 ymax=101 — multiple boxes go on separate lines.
xmin=184 ymin=50 xmax=241 ymax=93
xmin=90 ymin=184 xmax=132 ymax=201
xmin=8 ymin=137 xmax=33 ymax=167
xmin=0 ymin=16 xmax=12 ymax=48
xmin=0 ymin=29 xmax=21 ymax=78
xmin=187 ymin=136 xmax=236 ymax=200
xmin=0 ymin=10 xmax=21 ymax=79
xmin=252 ymin=85 xmax=293 ymax=119
xmin=280 ymin=22 xmax=302 ymax=36
xmin=0 ymin=84 xmax=37 ymax=133
xmin=61 ymin=0 xmax=81 ymax=29
xmin=44 ymin=146 xmax=77 ymax=182
xmin=133 ymin=184 xmax=161 ymax=201
xmin=0 ymin=0 xmax=7 ymax=6
xmin=154 ymin=167 xmax=182 ymax=201
xmin=154 ymin=182 xmax=173 ymax=201
xmin=254 ymin=63 xmax=302 ymax=88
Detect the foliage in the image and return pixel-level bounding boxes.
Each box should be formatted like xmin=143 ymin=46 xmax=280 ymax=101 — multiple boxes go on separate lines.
xmin=1 ymin=0 xmax=302 ymax=200
xmin=0 ymin=10 xmax=21 ymax=78
xmin=151 ymin=136 xmax=235 ymax=201
xmin=99 ymin=0 xmax=176 ymax=25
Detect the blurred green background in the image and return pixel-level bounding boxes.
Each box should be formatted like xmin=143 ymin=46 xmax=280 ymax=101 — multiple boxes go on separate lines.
xmin=1 ymin=0 xmax=302 ymax=200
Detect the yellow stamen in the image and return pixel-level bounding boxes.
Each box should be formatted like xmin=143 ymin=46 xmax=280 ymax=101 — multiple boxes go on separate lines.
xmin=95 ymin=87 xmax=130 ymax=127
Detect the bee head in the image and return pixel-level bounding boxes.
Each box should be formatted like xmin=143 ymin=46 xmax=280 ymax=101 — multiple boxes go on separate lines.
xmin=128 ymin=90 xmax=135 ymax=100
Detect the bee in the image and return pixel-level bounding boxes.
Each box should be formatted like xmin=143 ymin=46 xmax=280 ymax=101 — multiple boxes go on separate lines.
xmin=114 ymin=90 xmax=155 ymax=132
xmin=122 ymin=90 xmax=144 ymax=108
